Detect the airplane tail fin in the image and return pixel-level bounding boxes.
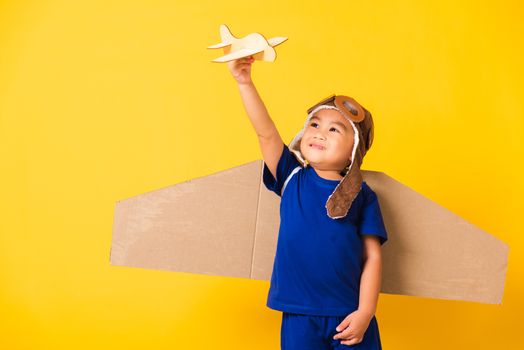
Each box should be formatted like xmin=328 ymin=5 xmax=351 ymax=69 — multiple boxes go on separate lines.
xmin=268 ymin=37 xmax=288 ymax=47
xmin=219 ymin=24 xmax=235 ymax=43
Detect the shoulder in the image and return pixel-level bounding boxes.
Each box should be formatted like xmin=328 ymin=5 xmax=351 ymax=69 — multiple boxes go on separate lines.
xmin=361 ymin=181 xmax=372 ymax=193
xmin=285 ymin=144 xmax=305 ymax=167
xmin=361 ymin=181 xmax=378 ymax=201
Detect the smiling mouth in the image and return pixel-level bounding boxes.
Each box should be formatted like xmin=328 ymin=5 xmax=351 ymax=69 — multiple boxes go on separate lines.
xmin=309 ymin=143 xmax=325 ymax=150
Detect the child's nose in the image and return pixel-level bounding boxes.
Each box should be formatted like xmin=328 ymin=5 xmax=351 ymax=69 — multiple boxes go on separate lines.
xmin=314 ymin=131 xmax=327 ymax=140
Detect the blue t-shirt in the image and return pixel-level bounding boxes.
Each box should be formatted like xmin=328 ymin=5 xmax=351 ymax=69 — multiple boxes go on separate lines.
xmin=262 ymin=143 xmax=388 ymax=316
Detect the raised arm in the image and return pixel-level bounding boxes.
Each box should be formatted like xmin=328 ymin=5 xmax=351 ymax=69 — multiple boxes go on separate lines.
xmin=227 ymin=56 xmax=284 ymax=179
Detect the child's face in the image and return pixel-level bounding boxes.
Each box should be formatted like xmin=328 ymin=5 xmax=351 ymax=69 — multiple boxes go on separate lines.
xmin=300 ymin=108 xmax=355 ymax=173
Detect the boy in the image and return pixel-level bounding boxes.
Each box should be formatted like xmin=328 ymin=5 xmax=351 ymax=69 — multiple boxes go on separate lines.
xmin=227 ymin=56 xmax=388 ymax=349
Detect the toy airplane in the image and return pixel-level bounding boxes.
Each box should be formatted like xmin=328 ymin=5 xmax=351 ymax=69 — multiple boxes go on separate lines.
xmin=207 ymin=24 xmax=287 ymax=63
xmin=110 ymin=161 xmax=509 ymax=305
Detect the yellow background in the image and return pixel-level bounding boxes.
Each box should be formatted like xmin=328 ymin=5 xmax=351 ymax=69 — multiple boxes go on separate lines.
xmin=1 ymin=0 xmax=523 ymax=349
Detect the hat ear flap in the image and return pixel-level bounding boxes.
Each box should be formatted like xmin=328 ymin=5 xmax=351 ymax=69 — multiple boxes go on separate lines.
xmin=326 ymin=165 xmax=362 ymax=219
xmin=362 ymin=109 xmax=374 ymax=150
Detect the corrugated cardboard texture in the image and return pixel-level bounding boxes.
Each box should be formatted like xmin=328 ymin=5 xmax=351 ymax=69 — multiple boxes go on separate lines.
xmin=110 ymin=160 xmax=509 ymax=304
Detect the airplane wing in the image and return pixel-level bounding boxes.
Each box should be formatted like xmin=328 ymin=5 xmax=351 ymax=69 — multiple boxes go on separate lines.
xmin=207 ymin=42 xmax=231 ymax=49
xmin=110 ymin=160 xmax=509 ymax=304
xmin=211 ymin=47 xmax=265 ymax=62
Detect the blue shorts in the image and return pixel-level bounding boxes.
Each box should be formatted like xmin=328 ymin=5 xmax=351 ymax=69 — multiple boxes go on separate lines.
xmin=280 ymin=312 xmax=382 ymax=350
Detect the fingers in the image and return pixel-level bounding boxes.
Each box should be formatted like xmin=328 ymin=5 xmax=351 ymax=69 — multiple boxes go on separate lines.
xmin=334 ymin=326 xmax=354 ymax=340
xmin=335 ymin=318 xmax=350 ymax=332
xmin=227 ymin=56 xmax=254 ymax=84
xmin=228 ymin=60 xmax=251 ymax=73
xmin=236 ymin=62 xmax=252 ymax=70
xmin=231 ymin=56 xmax=255 ymax=67
xmin=238 ymin=55 xmax=254 ymax=63
xmin=334 ymin=324 xmax=364 ymax=346
xmin=341 ymin=336 xmax=363 ymax=346
xmin=230 ymin=60 xmax=252 ymax=77
xmin=335 ymin=327 xmax=363 ymax=346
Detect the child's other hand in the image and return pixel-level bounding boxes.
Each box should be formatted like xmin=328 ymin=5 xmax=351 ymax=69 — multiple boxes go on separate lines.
xmin=227 ymin=56 xmax=255 ymax=85
xmin=332 ymin=309 xmax=373 ymax=346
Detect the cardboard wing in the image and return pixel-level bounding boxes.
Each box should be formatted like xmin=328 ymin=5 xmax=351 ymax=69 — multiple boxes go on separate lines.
xmin=110 ymin=160 xmax=509 ymax=304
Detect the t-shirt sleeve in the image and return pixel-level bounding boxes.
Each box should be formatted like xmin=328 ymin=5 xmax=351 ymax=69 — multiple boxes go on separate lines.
xmin=262 ymin=143 xmax=302 ymax=197
xmin=358 ymin=185 xmax=388 ymax=246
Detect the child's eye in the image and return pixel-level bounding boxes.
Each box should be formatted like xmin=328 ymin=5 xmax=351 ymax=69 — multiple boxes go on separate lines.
xmin=309 ymin=122 xmax=339 ymax=133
